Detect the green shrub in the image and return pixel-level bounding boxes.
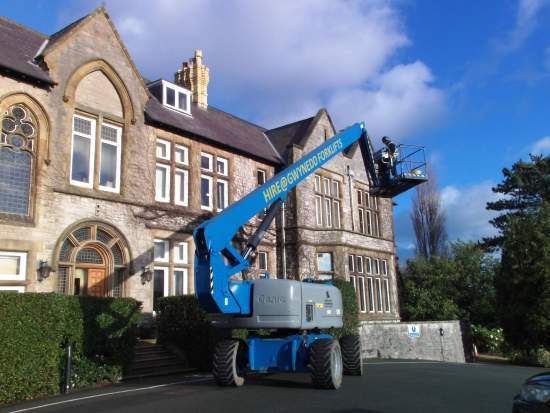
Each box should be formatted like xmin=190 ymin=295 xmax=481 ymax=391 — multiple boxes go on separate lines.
xmin=508 ymin=347 xmax=550 ymax=368
xmin=471 ymin=324 xmax=504 ymax=354
xmin=328 ymin=278 xmax=359 ymax=338
xmin=155 ymin=295 xmax=228 ymax=370
xmin=0 ymin=293 xmax=142 ymax=405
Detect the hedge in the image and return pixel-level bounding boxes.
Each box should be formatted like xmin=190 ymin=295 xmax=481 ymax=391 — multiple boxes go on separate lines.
xmin=155 ymin=279 xmax=359 ymax=370
xmin=0 ymin=293 xmax=142 ymax=405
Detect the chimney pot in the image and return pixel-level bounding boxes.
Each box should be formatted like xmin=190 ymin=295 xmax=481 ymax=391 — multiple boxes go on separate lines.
xmin=175 ymin=49 xmax=209 ymax=110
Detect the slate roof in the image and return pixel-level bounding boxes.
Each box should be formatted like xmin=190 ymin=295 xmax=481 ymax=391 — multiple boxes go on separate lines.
xmin=145 ymin=97 xmax=283 ymax=164
xmin=0 ymin=17 xmax=53 ymax=84
xmin=0 ymin=13 xmax=289 ymax=165
xmin=265 ymin=116 xmax=315 ymax=156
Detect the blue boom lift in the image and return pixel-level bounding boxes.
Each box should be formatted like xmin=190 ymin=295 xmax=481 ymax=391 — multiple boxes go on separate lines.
xmin=194 ymin=122 xmax=427 ymax=389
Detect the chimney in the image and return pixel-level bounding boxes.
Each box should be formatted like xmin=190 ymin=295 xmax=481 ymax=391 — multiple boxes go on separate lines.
xmin=175 ymin=49 xmax=210 ymax=110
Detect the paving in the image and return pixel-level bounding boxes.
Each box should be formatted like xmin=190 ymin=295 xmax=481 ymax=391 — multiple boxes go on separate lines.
xmin=2 ymin=360 xmax=545 ymax=413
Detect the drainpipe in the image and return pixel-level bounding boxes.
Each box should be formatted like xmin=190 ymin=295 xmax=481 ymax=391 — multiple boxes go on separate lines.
xmin=281 ymin=202 xmax=287 ymax=279
xmin=347 ymin=165 xmax=355 ymax=231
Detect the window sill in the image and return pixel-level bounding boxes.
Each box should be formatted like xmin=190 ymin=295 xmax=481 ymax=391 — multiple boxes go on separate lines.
xmin=0 ymin=212 xmax=35 ymax=227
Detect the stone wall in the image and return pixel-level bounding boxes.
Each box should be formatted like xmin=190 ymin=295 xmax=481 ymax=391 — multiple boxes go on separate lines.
xmin=360 ymin=320 xmax=468 ymax=363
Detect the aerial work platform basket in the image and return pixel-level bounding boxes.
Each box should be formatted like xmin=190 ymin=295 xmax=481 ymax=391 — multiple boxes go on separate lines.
xmin=375 ymin=144 xmax=428 ymax=197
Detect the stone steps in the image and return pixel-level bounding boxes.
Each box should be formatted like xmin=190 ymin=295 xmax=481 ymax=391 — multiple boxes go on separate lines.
xmin=124 ymin=340 xmax=195 ymax=380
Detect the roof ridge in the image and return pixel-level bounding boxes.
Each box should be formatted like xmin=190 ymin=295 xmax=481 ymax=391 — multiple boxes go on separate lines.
xmin=0 ymin=16 xmax=48 ymax=39
xmin=266 ymin=115 xmax=315 ymax=133
xmin=207 ymin=105 xmax=267 ymax=131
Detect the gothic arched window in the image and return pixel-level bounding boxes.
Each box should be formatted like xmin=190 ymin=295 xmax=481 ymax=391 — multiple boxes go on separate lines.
xmin=0 ymin=105 xmax=37 ymax=217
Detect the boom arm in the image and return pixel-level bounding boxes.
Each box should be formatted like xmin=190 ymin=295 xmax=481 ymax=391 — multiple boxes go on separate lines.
xmin=194 ymin=122 xmax=377 ymax=315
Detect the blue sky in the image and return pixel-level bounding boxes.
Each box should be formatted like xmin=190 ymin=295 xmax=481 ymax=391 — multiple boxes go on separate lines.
xmin=3 ymin=0 xmax=549 ymax=258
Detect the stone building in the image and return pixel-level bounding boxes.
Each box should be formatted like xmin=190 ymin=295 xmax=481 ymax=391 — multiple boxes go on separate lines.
xmin=0 ymin=7 xmax=404 ymax=323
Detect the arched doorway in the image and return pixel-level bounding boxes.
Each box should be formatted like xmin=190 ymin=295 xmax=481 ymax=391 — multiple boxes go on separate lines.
xmin=54 ymin=221 xmax=131 ymax=297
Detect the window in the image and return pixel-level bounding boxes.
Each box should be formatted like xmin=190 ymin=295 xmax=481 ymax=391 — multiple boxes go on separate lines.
xmin=70 ymin=114 xmax=96 ymax=187
xmin=99 ymin=123 xmax=122 ymax=192
xmin=384 ymin=279 xmax=391 ymax=312
xmin=201 ymin=152 xmax=213 ymax=171
xmin=162 ymin=80 xmax=191 ymax=115
xmin=358 ymin=276 xmax=367 ymax=313
xmin=356 ymin=256 xmax=364 ymax=273
xmin=175 ymin=144 xmax=188 ymax=165
xmin=257 ymin=169 xmax=266 ymax=186
xmin=314 ymin=175 xmax=342 ymax=228
xmin=376 ymin=278 xmax=383 ymax=312
xmin=0 ymin=251 xmax=26 ymax=281
xmin=315 ymin=196 xmax=323 ymax=225
xmin=70 ymin=114 xmax=124 ymax=193
xmin=156 ymin=139 xmax=171 ymax=160
xmin=173 ymin=241 xmax=188 ymax=264
xmin=374 ymin=258 xmax=381 ymax=275
xmin=154 ymin=239 xmax=191 ymax=297
xmin=174 ymin=169 xmax=188 ymax=206
xmin=201 ymin=152 xmax=230 ymax=212
xmin=154 ymin=239 xmax=169 ymax=262
xmin=257 ymin=251 xmax=268 ymax=272
xmin=357 ymin=189 xmax=380 ymax=237
xmin=201 ymin=175 xmax=213 ymax=210
xmin=155 ymin=139 xmax=189 ymax=206
xmin=217 ymin=179 xmax=228 ymax=211
xmin=155 ymin=164 xmax=170 ymax=202
xmin=348 ymin=254 xmax=354 ymax=273
xmin=382 ymin=260 xmax=388 ymax=276
xmin=317 ymin=252 xmax=333 ymax=280
xmin=365 ymin=257 xmax=372 ymax=274
xmin=367 ymin=277 xmax=375 ymax=312
xmin=216 ymin=157 xmax=228 ymax=176
xmin=174 ymin=268 xmax=188 ymax=295
xmin=153 ymin=267 xmax=169 ymax=307
xmin=1 ymin=104 xmax=38 ymax=217
xmin=314 ymin=174 xmax=321 ymax=192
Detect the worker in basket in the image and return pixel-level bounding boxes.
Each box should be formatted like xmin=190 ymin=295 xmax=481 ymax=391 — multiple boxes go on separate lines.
xmin=381 ymin=136 xmax=399 ymax=181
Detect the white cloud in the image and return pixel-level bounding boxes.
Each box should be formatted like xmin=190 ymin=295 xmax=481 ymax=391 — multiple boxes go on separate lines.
xmin=440 ymin=182 xmax=500 ymax=243
xmin=531 ymin=136 xmax=550 ymax=154
xmin=502 ymin=0 xmax=550 ymax=52
xmin=394 ymin=181 xmax=501 ymax=258
xmin=92 ymin=0 xmax=446 ymax=133
xmin=328 ymin=61 xmax=446 ymax=138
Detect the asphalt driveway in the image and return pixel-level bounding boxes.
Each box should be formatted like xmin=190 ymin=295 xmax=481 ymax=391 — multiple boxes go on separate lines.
xmin=2 ymin=360 xmax=545 ymax=413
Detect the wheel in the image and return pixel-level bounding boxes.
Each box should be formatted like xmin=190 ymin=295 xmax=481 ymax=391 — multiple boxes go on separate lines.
xmin=340 ymin=335 xmax=363 ymax=376
xmin=212 ymin=339 xmax=247 ymax=387
xmin=309 ymin=338 xmax=343 ymax=389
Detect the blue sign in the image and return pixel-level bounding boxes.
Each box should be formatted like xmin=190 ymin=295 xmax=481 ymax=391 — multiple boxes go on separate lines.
xmin=408 ymin=324 xmax=421 ymax=338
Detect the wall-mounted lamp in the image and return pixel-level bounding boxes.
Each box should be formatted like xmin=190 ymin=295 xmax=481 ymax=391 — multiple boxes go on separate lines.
xmin=141 ymin=265 xmax=153 ymax=285
xmin=37 ymin=260 xmax=54 ymax=281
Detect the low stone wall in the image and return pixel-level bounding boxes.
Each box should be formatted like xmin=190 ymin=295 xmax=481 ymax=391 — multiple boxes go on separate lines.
xmin=359 ymin=320 xmax=468 ymax=363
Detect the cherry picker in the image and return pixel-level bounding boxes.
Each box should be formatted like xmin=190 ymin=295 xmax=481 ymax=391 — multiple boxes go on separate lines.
xmin=194 ymin=122 xmax=427 ymax=389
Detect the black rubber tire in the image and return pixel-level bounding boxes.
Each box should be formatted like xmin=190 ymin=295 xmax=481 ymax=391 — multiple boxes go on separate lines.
xmin=340 ymin=335 xmax=363 ymax=376
xmin=310 ymin=338 xmax=343 ymax=390
xmin=212 ymin=339 xmax=247 ymax=387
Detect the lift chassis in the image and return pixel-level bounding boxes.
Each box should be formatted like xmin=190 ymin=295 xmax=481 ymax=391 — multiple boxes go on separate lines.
xmin=194 ymin=122 xmax=426 ymax=389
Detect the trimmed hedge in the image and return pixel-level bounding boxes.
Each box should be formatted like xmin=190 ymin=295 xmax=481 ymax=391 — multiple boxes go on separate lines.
xmin=0 ymin=293 xmax=142 ymax=405
xmin=155 ymin=295 xmax=228 ymax=370
xmin=327 ymin=278 xmax=360 ymax=338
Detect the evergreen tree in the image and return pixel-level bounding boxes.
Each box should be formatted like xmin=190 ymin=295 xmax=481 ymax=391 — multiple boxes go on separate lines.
xmin=485 ymin=155 xmax=550 ymax=249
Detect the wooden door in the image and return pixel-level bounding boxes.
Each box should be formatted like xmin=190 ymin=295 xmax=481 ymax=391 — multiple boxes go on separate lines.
xmin=88 ymin=268 xmax=106 ymax=297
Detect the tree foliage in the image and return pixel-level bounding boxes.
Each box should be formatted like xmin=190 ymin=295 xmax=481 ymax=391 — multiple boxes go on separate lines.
xmin=410 ymin=172 xmax=447 ymax=258
xmin=400 ymin=242 xmax=498 ymax=326
xmin=485 ymin=154 xmax=550 ymax=248
xmin=495 ymin=202 xmax=550 ymax=351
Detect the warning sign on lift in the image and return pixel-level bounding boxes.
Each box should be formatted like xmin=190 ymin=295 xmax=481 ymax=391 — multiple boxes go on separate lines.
xmin=408 ymin=324 xmax=421 ymax=338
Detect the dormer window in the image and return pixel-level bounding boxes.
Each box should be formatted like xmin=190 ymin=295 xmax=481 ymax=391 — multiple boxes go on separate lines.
xmin=161 ymin=80 xmax=191 ymax=115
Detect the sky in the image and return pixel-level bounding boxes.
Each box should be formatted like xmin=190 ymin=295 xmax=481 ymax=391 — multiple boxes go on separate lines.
xmin=3 ymin=0 xmax=549 ymax=259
